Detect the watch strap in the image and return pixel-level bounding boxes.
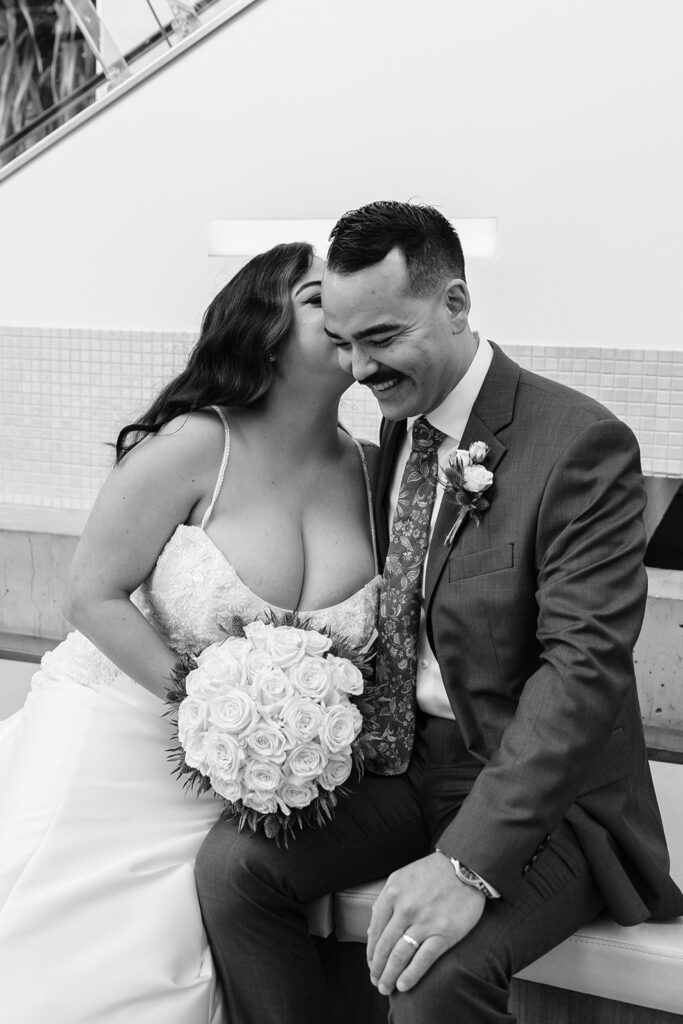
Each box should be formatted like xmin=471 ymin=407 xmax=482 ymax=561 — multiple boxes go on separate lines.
xmin=435 ymin=849 xmax=500 ymax=899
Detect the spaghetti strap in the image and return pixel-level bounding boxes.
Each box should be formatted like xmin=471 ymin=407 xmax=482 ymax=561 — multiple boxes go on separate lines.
xmin=200 ymin=406 xmax=230 ymax=530
xmin=353 ymin=438 xmax=380 ymax=576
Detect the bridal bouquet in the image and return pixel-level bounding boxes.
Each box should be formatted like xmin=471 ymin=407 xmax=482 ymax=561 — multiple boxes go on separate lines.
xmin=166 ymin=618 xmax=372 ymax=840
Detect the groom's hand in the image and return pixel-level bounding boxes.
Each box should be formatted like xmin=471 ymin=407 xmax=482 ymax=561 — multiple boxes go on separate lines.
xmin=366 ymin=852 xmax=486 ymax=995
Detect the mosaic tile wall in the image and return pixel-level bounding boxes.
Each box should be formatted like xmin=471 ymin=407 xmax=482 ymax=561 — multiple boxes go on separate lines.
xmin=511 ymin=346 xmax=683 ymax=478
xmin=1 ymin=326 xmax=681 ymax=517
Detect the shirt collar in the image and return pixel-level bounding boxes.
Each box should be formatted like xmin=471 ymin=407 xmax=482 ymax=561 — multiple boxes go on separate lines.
xmin=407 ymin=333 xmax=493 ymax=446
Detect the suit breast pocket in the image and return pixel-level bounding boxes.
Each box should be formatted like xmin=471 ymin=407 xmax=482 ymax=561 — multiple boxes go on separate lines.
xmin=448 ymin=543 xmax=514 ymax=583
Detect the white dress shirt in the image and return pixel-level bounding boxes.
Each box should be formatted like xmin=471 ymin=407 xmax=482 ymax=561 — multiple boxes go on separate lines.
xmin=387 ymin=334 xmax=493 ymax=719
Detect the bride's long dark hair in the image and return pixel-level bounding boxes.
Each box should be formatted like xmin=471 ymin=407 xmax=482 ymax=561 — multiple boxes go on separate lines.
xmin=115 ymin=241 xmax=314 ymax=463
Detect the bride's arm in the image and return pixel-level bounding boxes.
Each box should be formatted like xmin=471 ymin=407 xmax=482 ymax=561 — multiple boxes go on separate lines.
xmin=64 ymin=414 xmax=222 ymax=699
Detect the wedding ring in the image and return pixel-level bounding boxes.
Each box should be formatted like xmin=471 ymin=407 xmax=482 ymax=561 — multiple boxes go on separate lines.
xmin=401 ymin=931 xmax=420 ymax=949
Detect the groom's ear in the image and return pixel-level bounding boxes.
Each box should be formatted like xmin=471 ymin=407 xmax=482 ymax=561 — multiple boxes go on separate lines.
xmin=444 ymin=279 xmax=470 ymax=334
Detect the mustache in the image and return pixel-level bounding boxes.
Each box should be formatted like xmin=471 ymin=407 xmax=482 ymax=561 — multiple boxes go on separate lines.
xmin=359 ymin=369 xmax=403 ymax=387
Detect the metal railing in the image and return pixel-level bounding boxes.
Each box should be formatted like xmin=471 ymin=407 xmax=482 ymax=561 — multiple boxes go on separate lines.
xmin=0 ymin=0 xmax=254 ymax=174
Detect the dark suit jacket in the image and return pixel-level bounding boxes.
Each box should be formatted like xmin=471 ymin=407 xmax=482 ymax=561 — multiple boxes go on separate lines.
xmin=376 ymin=342 xmax=683 ymax=925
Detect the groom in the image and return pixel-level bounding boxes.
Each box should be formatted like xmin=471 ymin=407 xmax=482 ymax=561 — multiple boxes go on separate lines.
xmin=195 ymin=201 xmax=683 ymax=1023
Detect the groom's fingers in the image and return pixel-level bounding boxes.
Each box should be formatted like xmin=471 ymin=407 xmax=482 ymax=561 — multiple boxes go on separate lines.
xmin=368 ymin=914 xmax=409 ymax=986
xmin=395 ymin=935 xmax=449 ymax=992
xmin=366 ymin=885 xmax=395 ymax=964
xmin=375 ymin=928 xmax=429 ymax=994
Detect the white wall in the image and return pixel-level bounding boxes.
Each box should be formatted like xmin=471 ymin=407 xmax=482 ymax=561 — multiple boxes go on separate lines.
xmin=0 ymin=0 xmax=681 ymax=349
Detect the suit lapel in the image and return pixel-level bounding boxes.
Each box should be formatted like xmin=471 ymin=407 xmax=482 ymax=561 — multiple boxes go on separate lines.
xmin=424 ymin=343 xmax=520 ymax=608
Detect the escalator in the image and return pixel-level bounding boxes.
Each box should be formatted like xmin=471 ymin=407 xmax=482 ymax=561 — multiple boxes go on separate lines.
xmin=0 ymin=0 xmax=257 ymax=176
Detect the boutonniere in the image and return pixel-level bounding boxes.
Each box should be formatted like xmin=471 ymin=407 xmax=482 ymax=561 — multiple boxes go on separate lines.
xmin=441 ymin=441 xmax=494 ymax=546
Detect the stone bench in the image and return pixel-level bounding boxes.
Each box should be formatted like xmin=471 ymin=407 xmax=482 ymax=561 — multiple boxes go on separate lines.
xmin=309 ymin=760 xmax=683 ymax=1020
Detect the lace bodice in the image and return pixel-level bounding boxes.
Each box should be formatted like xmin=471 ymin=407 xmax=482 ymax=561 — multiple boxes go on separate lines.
xmin=36 ymin=412 xmax=380 ymax=691
xmin=133 ymin=524 xmax=380 ymax=656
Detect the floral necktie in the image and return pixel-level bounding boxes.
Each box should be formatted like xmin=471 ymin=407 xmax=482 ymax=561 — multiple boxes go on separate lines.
xmin=365 ymin=417 xmax=446 ymax=775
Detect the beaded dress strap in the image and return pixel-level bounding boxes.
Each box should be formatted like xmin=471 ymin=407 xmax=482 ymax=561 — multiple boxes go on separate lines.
xmin=353 ymin=438 xmax=380 ymax=577
xmin=200 ymin=406 xmax=230 ymax=530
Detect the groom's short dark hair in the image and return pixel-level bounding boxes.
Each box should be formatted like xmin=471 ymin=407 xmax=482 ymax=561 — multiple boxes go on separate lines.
xmin=327 ymin=201 xmax=466 ymax=295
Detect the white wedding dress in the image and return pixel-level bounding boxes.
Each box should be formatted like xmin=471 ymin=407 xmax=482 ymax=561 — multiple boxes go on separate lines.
xmin=0 ymin=408 xmax=381 ymax=1024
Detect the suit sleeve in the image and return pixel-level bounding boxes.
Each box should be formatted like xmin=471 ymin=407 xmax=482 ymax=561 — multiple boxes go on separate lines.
xmin=436 ymin=416 xmax=648 ymax=902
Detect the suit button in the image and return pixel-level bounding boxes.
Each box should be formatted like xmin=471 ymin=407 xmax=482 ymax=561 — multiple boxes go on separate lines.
xmin=522 ymin=864 xmax=530 ymax=875
xmin=545 ymin=834 xmax=551 ymax=844
xmin=420 ymin=659 xmax=430 ymax=670
xmin=531 ymin=854 xmax=538 ymax=864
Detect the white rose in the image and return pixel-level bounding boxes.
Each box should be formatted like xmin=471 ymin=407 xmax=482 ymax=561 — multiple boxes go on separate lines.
xmin=468 ymin=441 xmax=490 ymax=464
xmin=242 ymin=790 xmax=279 ymax=815
xmin=304 ymin=630 xmax=333 ymax=657
xmin=208 ymin=690 xmax=258 ymax=735
xmin=219 ymin=636 xmax=252 ymax=662
xmin=183 ymin=731 xmax=209 ymax=772
xmin=210 ymin=775 xmax=244 ymax=803
xmin=188 ymin=645 xmax=245 ymax=697
xmin=252 ymin=668 xmax=294 ymax=716
xmin=279 ymin=778 xmax=318 ymax=810
xmin=245 ymin=650 xmax=274 ymax=682
xmin=318 ymin=753 xmax=354 ymax=792
xmin=177 ymin=697 xmax=208 ymax=744
xmin=243 ymin=620 xmax=276 ymax=651
xmin=285 ymin=742 xmax=328 ymax=781
xmin=243 ymin=759 xmax=283 ymax=794
xmin=245 ymin=721 xmax=289 ymax=763
xmin=205 ymin=730 xmax=244 ymax=781
xmin=326 ymin=655 xmax=364 ymax=696
xmin=196 ymin=639 xmax=244 ymax=670
xmin=184 ymin=664 xmax=224 ymax=702
xmin=266 ymin=626 xmax=309 ymax=669
xmin=320 ymin=704 xmax=362 ymax=754
xmin=448 ymin=448 xmax=471 ymax=472
xmin=280 ymin=696 xmax=325 ymax=743
xmin=195 ymin=644 xmax=218 ymax=668
xmin=462 ymin=464 xmax=494 ymax=494
xmin=288 ymin=657 xmax=333 ymax=702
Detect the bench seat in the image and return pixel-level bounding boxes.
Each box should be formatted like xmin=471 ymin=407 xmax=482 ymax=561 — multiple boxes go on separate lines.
xmin=313 ymin=760 xmax=683 ymax=1015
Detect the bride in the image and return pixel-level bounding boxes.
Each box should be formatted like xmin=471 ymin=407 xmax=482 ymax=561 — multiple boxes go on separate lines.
xmin=0 ymin=242 xmax=381 ymax=1023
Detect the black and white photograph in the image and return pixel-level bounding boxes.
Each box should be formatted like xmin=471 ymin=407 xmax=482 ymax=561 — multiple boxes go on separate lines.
xmin=0 ymin=2 xmax=681 ymax=1022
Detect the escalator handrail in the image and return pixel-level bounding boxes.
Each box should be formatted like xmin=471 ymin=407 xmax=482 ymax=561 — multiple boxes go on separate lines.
xmin=0 ymin=0 xmax=219 ymax=160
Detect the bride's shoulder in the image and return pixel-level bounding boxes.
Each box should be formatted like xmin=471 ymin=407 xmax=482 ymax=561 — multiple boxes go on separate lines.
xmin=156 ymin=408 xmax=226 ymax=438
xmin=125 ymin=410 xmax=227 ymax=483
xmin=145 ymin=409 xmax=226 ymax=453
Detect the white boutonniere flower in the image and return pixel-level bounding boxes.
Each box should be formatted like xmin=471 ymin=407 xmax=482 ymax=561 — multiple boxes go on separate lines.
xmin=441 ymin=441 xmax=494 ymax=546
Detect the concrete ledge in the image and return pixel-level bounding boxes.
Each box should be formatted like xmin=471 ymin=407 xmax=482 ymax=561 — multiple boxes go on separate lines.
xmin=0 ymin=632 xmax=58 ymax=663
xmin=647 ymin=568 xmax=683 ymax=601
xmin=0 ymin=504 xmax=87 ymax=535
xmin=645 ymin=725 xmax=683 ymax=764
xmin=0 ymin=529 xmax=77 ymax=639
xmin=635 ymin=569 xmax=683 ymax=734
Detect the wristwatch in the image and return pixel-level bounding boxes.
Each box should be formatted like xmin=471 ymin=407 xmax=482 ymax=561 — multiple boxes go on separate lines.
xmin=435 ymin=849 xmax=500 ymax=900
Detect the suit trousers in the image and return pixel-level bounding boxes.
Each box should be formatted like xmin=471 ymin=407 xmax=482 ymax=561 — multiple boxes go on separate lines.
xmin=195 ymin=713 xmax=604 ymax=1024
